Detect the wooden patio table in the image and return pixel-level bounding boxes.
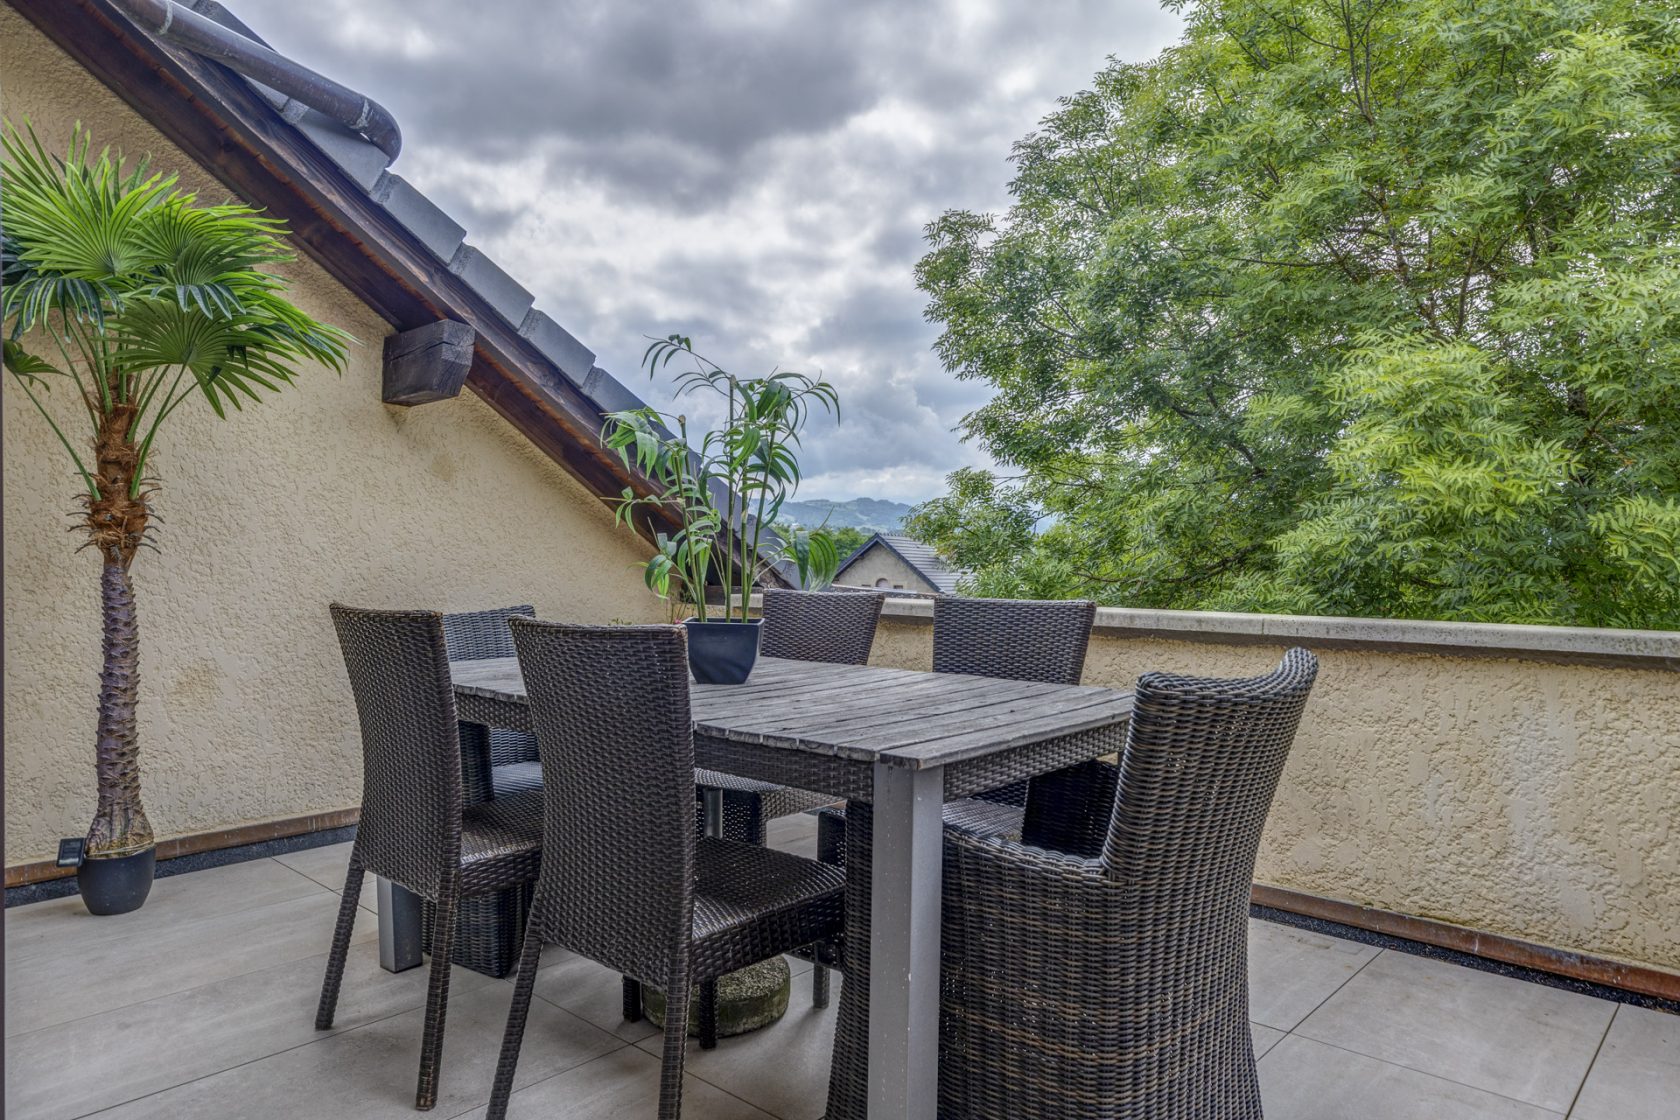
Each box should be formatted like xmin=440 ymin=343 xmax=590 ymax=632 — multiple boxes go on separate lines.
xmin=377 ymin=654 xmax=1133 ymax=1120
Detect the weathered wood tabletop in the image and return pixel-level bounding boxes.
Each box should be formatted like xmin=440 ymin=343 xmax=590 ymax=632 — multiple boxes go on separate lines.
xmin=453 ymin=653 xmax=1131 ymax=776
xmin=440 ymin=653 xmax=1134 ymax=1120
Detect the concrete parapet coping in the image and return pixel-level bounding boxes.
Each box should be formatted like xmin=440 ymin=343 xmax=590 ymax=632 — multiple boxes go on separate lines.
xmin=870 ymin=597 xmax=1680 ymax=671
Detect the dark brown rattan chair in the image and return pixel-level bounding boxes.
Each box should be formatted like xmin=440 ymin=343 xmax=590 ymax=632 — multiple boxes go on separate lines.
xmin=441 ymin=604 xmax=541 ymax=798
xmin=811 ymin=596 xmax=1095 ymax=994
xmin=489 ymin=620 xmax=845 ymax=1120
xmin=829 ymin=647 xmax=1319 ymax=1120
xmin=690 ymin=588 xmax=883 ymax=1011
xmin=316 ymin=605 xmax=543 ymax=1111
xmin=930 ymin=595 xmax=1098 ymax=808
xmin=695 ymin=587 xmax=886 ymax=844
xmin=417 ymin=606 xmax=539 ymax=980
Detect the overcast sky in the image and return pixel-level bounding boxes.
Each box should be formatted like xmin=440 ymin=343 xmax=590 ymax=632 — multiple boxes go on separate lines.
xmin=236 ymin=0 xmax=1181 ymax=504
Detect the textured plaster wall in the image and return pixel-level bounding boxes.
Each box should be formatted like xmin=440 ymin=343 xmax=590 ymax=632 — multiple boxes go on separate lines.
xmin=870 ymin=616 xmax=1680 ymax=975
xmin=835 ymin=546 xmax=936 ymax=593
xmin=1 ymin=12 xmax=663 ymax=865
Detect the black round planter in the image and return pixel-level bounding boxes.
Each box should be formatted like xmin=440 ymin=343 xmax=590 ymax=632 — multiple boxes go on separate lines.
xmin=78 ymin=846 xmax=156 ymax=915
xmin=684 ymin=618 xmax=761 ymax=685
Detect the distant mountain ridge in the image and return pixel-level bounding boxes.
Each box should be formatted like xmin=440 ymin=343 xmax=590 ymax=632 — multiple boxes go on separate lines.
xmin=782 ymin=497 xmax=913 ymax=532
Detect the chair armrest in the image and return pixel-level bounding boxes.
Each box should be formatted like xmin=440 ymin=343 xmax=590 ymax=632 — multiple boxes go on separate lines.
xmin=1020 ymin=758 xmax=1117 ymax=858
xmin=943 ymin=822 xmax=1105 ymax=887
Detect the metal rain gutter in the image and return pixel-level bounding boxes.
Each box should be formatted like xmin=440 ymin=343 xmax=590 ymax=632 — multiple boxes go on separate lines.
xmin=110 ymin=0 xmax=403 ymax=161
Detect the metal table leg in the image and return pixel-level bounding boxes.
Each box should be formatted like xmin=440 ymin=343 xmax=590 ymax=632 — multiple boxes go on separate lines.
xmin=866 ymin=762 xmax=943 ymax=1118
xmin=702 ymin=787 xmax=726 ymax=840
xmin=378 ymin=876 xmax=423 ymax=973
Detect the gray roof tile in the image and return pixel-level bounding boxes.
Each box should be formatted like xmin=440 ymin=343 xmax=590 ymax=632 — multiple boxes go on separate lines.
xmin=582 ymin=366 xmax=650 ymax=417
xmin=447 ymin=245 xmax=535 ymax=324
xmin=519 ymin=310 xmax=596 ymax=386
xmin=291 ymin=109 xmax=387 ymax=190
xmin=371 ymin=171 xmax=466 ymax=262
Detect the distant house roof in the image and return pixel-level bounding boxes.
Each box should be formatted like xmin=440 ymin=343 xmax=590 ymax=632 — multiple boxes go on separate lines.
xmin=835 ymin=533 xmax=966 ymax=595
xmin=23 ymin=0 xmax=787 ymax=583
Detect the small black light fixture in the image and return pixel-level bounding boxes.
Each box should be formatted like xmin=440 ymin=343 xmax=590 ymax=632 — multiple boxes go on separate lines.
xmin=56 ymin=837 xmax=86 ymax=869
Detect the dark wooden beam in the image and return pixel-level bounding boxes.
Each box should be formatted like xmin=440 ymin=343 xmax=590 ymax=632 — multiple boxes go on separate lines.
xmin=382 ymin=319 xmax=474 ymax=405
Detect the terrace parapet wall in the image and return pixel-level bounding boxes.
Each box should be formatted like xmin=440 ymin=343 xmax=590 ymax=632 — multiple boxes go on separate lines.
xmin=871 ymin=600 xmax=1680 ymax=989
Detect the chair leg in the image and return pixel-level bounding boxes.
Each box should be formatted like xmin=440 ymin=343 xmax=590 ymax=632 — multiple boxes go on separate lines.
xmin=315 ymin=864 xmax=365 ymax=1030
xmin=658 ymin=965 xmax=692 ymax=1120
xmin=486 ymin=922 xmax=544 ymax=1120
xmin=812 ymin=960 xmax=830 ymax=1010
xmin=415 ymin=882 xmax=459 ymax=1111
xmin=622 ymin=976 xmax=645 ymax=1022
xmin=698 ymin=978 xmax=719 ymax=1050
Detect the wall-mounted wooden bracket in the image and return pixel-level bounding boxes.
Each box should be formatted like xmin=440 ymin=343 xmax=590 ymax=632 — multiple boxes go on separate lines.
xmin=381 ymin=319 xmax=475 ymax=405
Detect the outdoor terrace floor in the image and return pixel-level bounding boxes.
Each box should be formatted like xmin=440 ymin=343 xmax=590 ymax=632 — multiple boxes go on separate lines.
xmin=6 ymin=813 xmax=1676 ymax=1120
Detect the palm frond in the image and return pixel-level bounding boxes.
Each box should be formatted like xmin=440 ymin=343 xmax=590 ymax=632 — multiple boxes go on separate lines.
xmin=2 ymin=115 xmax=354 ymax=461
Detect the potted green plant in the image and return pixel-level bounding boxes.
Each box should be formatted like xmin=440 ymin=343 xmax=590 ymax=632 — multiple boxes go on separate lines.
xmin=604 ymin=334 xmax=840 ymax=683
xmin=1 ymin=122 xmax=349 ymax=914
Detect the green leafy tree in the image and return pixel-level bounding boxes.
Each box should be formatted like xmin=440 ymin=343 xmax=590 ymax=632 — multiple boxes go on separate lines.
xmin=2 ymin=123 xmax=350 ymax=862
xmin=914 ymin=0 xmax=1680 ymax=626
xmin=827 ymin=525 xmax=871 ymax=561
xmin=777 ymin=521 xmax=870 ymax=565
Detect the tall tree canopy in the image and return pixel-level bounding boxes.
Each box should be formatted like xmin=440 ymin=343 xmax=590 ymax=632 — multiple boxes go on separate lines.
xmin=911 ymin=0 xmax=1680 ymax=626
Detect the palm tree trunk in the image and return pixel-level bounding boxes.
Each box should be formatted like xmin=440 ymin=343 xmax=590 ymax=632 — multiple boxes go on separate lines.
xmin=83 ymin=399 xmax=153 ymax=858
xmin=84 ymin=557 xmax=152 ymax=857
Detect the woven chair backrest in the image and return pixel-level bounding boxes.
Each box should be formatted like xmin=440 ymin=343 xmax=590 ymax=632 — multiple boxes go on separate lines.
xmin=510 ymin=619 xmax=696 ymax=979
xmin=931 ymin=596 xmax=1096 ymax=685
xmin=329 ymin=604 xmax=464 ymax=891
xmin=1101 ymin=646 xmax=1319 ymax=891
xmin=441 ymin=604 xmax=535 ymax=661
xmin=760 ymin=588 xmax=885 ymax=665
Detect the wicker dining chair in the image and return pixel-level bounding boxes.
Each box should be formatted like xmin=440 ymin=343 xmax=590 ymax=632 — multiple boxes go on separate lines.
xmin=409 ymin=607 xmax=541 ymax=981
xmin=692 ymin=588 xmax=883 ymax=1012
xmin=695 ymin=588 xmax=886 ymax=844
xmin=811 ymin=596 xmax=1095 ymax=994
xmin=830 ymin=647 xmax=1320 ymax=1120
xmin=440 ymin=604 xmax=541 ymax=799
xmin=317 ymin=605 xmax=544 ymax=1111
xmin=489 ymin=620 xmax=845 ymax=1120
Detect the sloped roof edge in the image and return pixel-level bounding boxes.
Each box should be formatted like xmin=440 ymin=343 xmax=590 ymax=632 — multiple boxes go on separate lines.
xmin=11 ymin=0 xmax=791 ymax=583
xmin=835 ymin=532 xmax=966 ymax=595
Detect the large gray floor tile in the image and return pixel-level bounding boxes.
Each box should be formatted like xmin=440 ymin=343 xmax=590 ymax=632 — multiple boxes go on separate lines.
xmin=91 ymin=981 xmax=624 ymax=1120
xmin=1252 ymin=1022 xmax=1286 ymax=1059
xmin=1296 ymin=950 xmax=1614 ymax=1112
xmin=1247 ymin=919 xmax=1380 ymax=1030
xmin=530 ymin=946 xmax=820 ymax=1047
xmin=3 ymin=857 xmax=327 ymax=966
xmin=1570 ymin=1004 xmax=1680 ymax=1120
xmin=274 ymin=841 xmax=358 ymax=891
xmin=1260 ymin=1035 xmax=1563 ymax=1119
xmin=767 ymin=812 xmax=823 ymax=856
xmin=5 ymin=890 xmax=370 ymax=1037
xmin=448 ymin=1045 xmax=777 ymax=1120
xmin=532 ymin=948 xmax=660 ymax=1044
xmin=634 ymin=974 xmax=838 ymax=1120
xmin=3 ymin=927 xmax=496 ymax=1120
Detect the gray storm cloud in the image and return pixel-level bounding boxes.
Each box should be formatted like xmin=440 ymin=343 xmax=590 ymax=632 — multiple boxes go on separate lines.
xmin=235 ymin=0 xmax=1181 ymax=503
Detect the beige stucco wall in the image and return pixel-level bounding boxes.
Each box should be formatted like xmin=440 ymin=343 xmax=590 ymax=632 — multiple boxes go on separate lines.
xmin=1 ymin=11 xmax=662 ymax=866
xmin=870 ymin=612 xmax=1680 ymax=976
xmin=835 ymin=544 xmax=936 ymax=594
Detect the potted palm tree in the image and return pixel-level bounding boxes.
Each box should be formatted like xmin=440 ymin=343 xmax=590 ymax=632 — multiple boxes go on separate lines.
xmin=1 ymin=122 xmax=350 ymax=914
xmin=604 ymin=335 xmax=840 ymax=683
